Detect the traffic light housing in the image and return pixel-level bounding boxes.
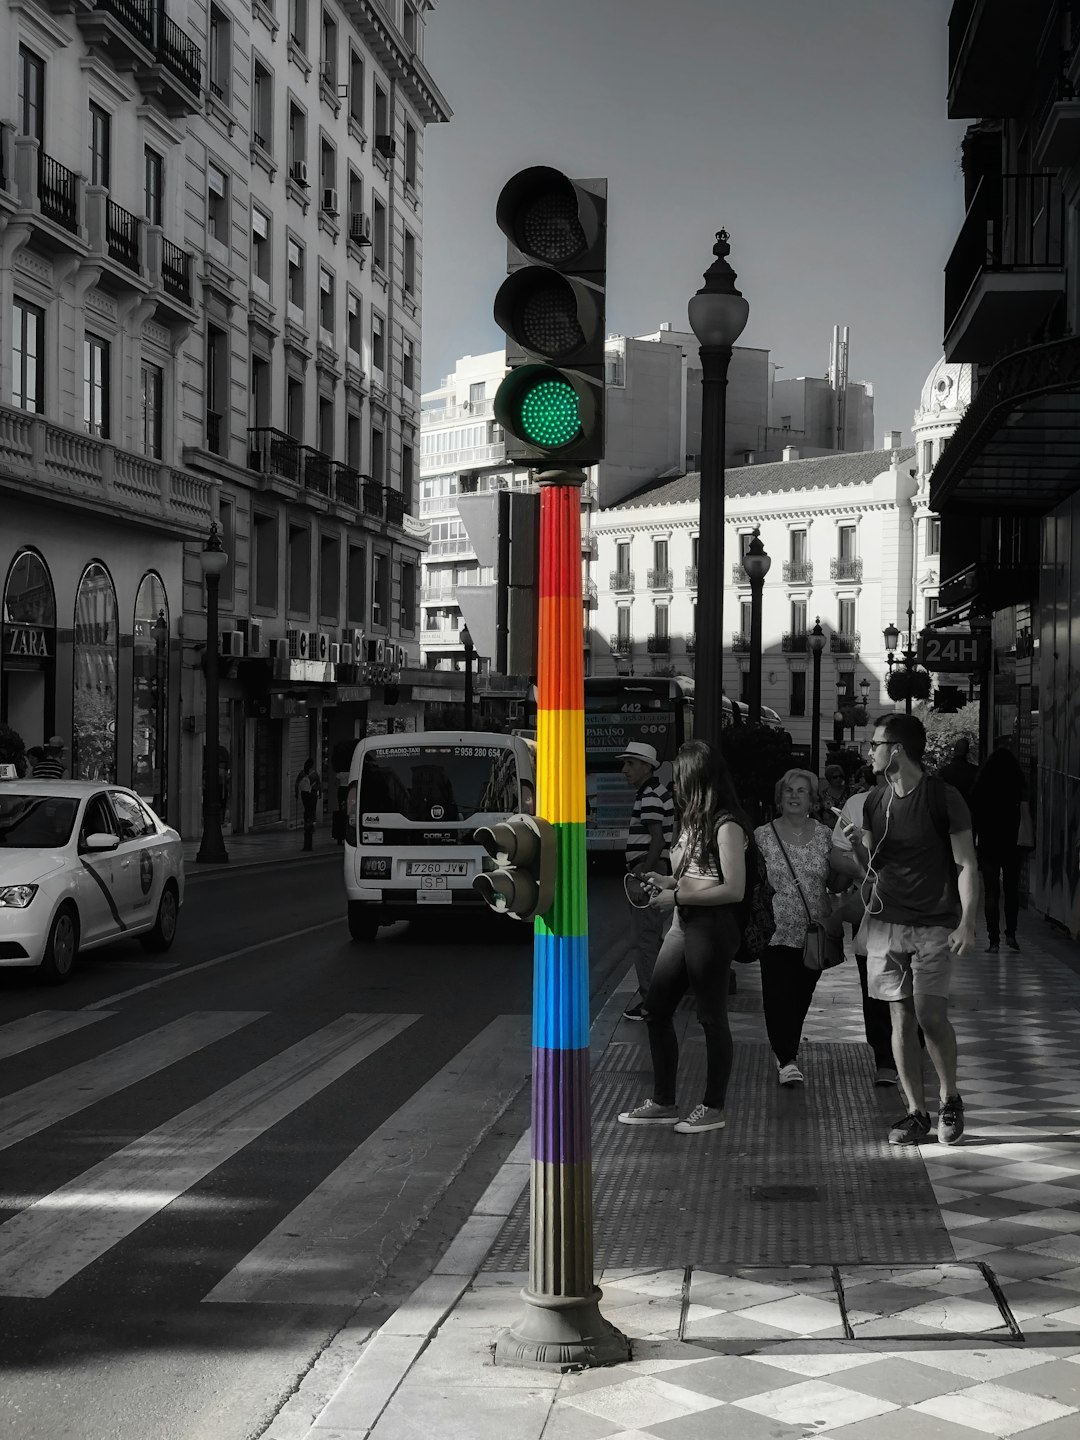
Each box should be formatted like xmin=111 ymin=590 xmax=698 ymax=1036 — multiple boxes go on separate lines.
xmin=473 ymin=814 xmax=556 ymax=921
xmin=493 ymin=166 xmax=607 ymax=465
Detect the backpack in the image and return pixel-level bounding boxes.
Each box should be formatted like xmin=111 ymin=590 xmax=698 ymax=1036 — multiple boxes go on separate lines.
xmin=734 ymin=834 xmax=775 ymax=964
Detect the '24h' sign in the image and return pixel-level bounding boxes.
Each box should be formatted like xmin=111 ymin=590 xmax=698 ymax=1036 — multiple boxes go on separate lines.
xmin=916 ymin=629 xmax=988 ymax=673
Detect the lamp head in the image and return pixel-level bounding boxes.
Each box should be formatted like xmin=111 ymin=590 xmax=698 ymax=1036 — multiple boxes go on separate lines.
xmin=859 ymin=677 xmax=871 ymax=701
xmin=883 ymin=621 xmax=900 ymax=653
xmin=742 ymin=526 xmax=771 ymax=583
xmin=808 ymin=616 xmax=827 ymax=655
xmin=200 ymin=521 xmax=228 ymax=579
xmin=152 ymin=608 xmax=168 ymax=644
xmin=460 ymin=624 xmax=474 ymax=651
xmin=687 ymin=230 xmax=750 ymax=349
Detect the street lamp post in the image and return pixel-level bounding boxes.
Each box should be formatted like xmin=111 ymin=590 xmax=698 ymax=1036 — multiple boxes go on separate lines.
xmin=152 ymin=608 xmax=168 ymax=816
xmin=883 ymin=605 xmax=928 ymax=716
xmin=833 ymin=678 xmax=847 ymax=750
xmin=196 ymin=522 xmax=229 ymax=865
xmin=461 ymin=623 xmax=474 ymax=729
xmin=743 ymin=527 xmax=771 ymax=725
xmin=808 ymin=617 xmax=826 ymax=775
xmin=687 ymin=230 xmax=749 ymax=750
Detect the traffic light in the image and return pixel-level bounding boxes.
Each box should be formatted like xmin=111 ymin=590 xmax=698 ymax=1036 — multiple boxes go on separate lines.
xmin=473 ymin=814 xmax=556 ymax=921
xmin=493 ymin=166 xmax=607 ymax=465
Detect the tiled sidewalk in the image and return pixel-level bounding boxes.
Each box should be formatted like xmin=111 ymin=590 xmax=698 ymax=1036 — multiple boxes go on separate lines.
xmin=300 ymin=917 xmax=1080 ymax=1440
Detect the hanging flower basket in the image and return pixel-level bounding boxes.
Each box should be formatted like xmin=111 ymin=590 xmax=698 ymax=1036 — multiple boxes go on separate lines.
xmin=838 ymin=704 xmax=869 ymax=729
xmin=886 ymin=668 xmax=932 ymax=702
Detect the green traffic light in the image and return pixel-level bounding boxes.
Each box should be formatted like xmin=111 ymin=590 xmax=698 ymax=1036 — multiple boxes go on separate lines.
xmin=518 ymin=377 xmax=581 ymax=448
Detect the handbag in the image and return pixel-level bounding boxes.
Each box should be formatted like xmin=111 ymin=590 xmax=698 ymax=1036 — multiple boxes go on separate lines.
xmin=770 ymin=822 xmax=845 ymax=972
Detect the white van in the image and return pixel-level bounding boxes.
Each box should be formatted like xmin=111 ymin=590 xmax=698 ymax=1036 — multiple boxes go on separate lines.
xmin=343 ymin=731 xmax=536 ymax=941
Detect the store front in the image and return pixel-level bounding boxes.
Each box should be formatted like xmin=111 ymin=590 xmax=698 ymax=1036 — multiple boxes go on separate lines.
xmin=1 ymin=549 xmax=56 ymax=745
xmin=132 ymin=575 xmax=169 ymax=813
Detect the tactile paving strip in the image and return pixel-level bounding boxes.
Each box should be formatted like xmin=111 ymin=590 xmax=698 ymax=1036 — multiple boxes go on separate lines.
xmin=484 ymin=1041 xmax=953 ymax=1270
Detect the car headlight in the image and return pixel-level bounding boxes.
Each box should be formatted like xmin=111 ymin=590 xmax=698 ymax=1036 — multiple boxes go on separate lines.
xmin=0 ymin=884 xmax=38 ymax=909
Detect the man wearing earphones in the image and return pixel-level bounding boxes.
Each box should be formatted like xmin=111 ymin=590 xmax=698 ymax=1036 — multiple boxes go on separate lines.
xmin=842 ymin=714 xmax=978 ymax=1147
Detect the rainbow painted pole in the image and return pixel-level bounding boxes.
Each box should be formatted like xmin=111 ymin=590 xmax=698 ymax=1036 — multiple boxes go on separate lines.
xmin=494 ymin=468 xmax=629 ymax=1371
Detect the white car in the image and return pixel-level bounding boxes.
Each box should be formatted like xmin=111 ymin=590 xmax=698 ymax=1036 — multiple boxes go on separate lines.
xmin=0 ymin=779 xmax=185 ymax=984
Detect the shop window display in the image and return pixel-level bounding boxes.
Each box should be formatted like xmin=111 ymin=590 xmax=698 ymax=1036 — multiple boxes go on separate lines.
xmin=72 ymin=563 xmax=118 ymax=781
xmin=132 ymin=574 xmax=168 ymax=812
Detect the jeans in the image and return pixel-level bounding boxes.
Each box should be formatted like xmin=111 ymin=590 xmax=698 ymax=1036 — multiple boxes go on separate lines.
xmin=981 ymin=848 xmax=1021 ymax=941
xmin=760 ymin=944 xmax=821 ymax=1067
xmin=644 ymin=906 xmax=738 ymax=1109
xmin=625 ymin=894 xmax=666 ymax=997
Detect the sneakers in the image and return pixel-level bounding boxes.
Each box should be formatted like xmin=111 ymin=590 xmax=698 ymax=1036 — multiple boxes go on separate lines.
xmin=939 ymin=1094 xmax=965 ymax=1145
xmin=889 ymin=1111 xmax=932 ymax=1145
xmin=874 ymin=1066 xmax=899 ymax=1087
xmin=777 ymin=1062 xmax=804 ymax=1087
xmin=617 ymin=1100 xmax=678 ymax=1126
xmin=1005 ymin=933 xmax=1020 ymax=952
xmin=622 ymin=1000 xmax=649 ymax=1022
xmin=674 ymin=1104 xmax=726 ymax=1134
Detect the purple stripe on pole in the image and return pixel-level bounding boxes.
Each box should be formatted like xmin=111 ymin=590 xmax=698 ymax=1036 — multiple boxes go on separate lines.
xmin=532 ymin=1046 xmax=592 ymax=1165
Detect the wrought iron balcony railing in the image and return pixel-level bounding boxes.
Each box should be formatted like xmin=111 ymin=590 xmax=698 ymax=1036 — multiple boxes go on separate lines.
xmin=782 ymin=559 xmax=813 ymax=584
xmin=647 ymin=633 xmax=671 ymax=653
xmin=731 ymin=632 xmax=751 ymax=652
xmin=206 ymin=410 xmax=223 ymax=456
xmin=830 ymin=630 xmax=861 ymax=655
xmin=160 ymin=237 xmax=192 ymax=305
xmin=106 ymin=198 xmax=140 ymax=271
xmin=685 ymin=565 xmax=698 ymax=587
xmin=384 ymin=488 xmax=405 ymax=526
xmin=332 ymin=463 xmax=367 ymax=508
xmin=610 ymin=570 xmax=634 ymax=593
xmin=831 ymin=557 xmax=863 ymax=581
xmin=248 ymin=426 xmax=301 ymax=481
xmin=732 ymin=562 xmax=750 ymax=584
xmin=363 ymin=479 xmax=384 ymax=517
xmin=609 ymin=634 xmax=632 ymax=655
xmin=303 ymin=447 xmax=333 ymax=497
xmin=158 ymin=14 xmax=202 ymax=97
xmin=685 ymin=634 xmax=696 ymax=654
xmin=38 ymin=152 xmax=79 ymax=233
xmin=584 ymin=581 xmax=598 ymax=607
xmin=782 ymin=631 xmax=809 ymax=653
xmin=95 ymin=0 xmax=154 ymax=49
xmin=647 ymin=567 xmax=673 ymax=590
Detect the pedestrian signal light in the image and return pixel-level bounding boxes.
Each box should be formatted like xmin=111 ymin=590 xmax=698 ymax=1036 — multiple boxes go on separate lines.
xmin=473 ymin=814 xmax=556 ymax=922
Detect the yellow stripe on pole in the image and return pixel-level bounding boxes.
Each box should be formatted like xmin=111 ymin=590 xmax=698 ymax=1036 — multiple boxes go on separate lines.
xmin=536 ymin=708 xmax=586 ymax=825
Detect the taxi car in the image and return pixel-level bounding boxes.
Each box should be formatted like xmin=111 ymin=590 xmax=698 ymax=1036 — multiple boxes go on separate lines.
xmin=0 ymin=776 xmax=185 ymax=983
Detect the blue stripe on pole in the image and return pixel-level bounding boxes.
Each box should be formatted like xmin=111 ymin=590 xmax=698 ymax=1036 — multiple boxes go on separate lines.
xmin=532 ymin=930 xmax=590 ymax=1051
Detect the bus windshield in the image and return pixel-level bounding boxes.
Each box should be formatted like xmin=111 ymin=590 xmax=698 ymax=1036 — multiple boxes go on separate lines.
xmin=358 ymin=742 xmax=523 ymax=823
xmin=582 ymin=678 xmax=692 ymax=849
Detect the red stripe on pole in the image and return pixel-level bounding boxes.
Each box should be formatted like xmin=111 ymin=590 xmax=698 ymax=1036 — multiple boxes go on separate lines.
xmin=538 ymin=485 xmax=583 ymax=601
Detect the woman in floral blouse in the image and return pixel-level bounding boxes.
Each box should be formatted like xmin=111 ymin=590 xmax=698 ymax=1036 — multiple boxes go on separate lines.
xmin=755 ymin=768 xmax=837 ymax=1087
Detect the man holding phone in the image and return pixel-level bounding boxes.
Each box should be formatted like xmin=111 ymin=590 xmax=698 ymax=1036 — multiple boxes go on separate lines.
xmin=841 ymin=714 xmax=978 ymax=1147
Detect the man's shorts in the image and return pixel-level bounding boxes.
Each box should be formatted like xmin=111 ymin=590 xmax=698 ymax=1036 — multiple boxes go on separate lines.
xmin=865 ymin=918 xmax=953 ymax=1001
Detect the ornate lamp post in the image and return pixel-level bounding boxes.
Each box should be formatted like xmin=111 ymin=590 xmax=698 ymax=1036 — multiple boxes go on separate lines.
xmin=461 ymin=623 xmax=474 ymax=729
xmin=152 ymin=608 xmax=168 ymax=816
xmin=687 ymin=229 xmax=749 ymax=750
xmin=808 ymin=617 xmax=826 ymax=774
xmin=883 ymin=605 xmax=931 ymax=716
xmin=196 ymin=522 xmax=229 ymax=865
xmin=833 ymin=677 xmax=847 ymax=750
xmin=743 ymin=527 xmax=770 ymax=724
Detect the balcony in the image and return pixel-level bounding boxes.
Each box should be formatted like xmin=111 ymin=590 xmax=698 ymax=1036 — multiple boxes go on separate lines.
xmin=732 ymin=562 xmax=750 ymax=584
xmin=584 ymin=581 xmax=598 ymax=608
xmin=137 ymin=14 xmax=203 ymax=116
xmin=155 ymin=234 xmax=194 ymax=311
xmin=684 ymin=634 xmax=696 ymax=654
xmin=385 ymin=489 xmax=405 ymax=527
xmin=248 ymin=426 xmax=301 ymax=482
xmin=647 ymin=567 xmax=673 ymax=590
xmin=38 ymin=151 xmax=81 ymax=235
xmin=944 ymin=173 xmax=1065 ymax=364
xmin=947 ymin=0 xmax=1047 ymax=121
xmin=610 ymin=570 xmax=634 ymax=593
xmin=303 ymin=447 xmax=333 ymax=497
xmin=647 ymin=633 xmax=671 ymax=654
xmin=782 ymin=559 xmax=813 ymax=584
xmin=731 ymin=632 xmax=750 ymax=653
xmin=77 ymin=0 xmax=155 ymax=66
xmin=685 ymin=565 xmax=698 ymax=587
xmin=831 ymin=557 xmax=863 ymax=581
xmin=76 ymin=1 xmax=203 ymax=117
xmin=782 ymin=632 xmax=809 ymax=653
xmin=333 ymin=463 xmax=368 ymax=508
xmin=581 ymin=534 xmax=598 ymax=558
xmin=609 ymin=635 xmax=632 ymax=656
xmin=105 ymin=197 xmax=141 ymax=272
xmin=363 ymin=478 xmax=385 ymax=518
xmin=830 ymin=631 xmax=861 ymax=655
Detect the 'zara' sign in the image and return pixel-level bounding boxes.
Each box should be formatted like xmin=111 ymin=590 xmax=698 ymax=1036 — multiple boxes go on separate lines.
xmin=4 ymin=625 xmax=53 ymax=659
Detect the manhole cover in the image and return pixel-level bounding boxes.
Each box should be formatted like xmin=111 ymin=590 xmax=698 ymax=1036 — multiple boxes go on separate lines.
xmin=751 ymin=1185 xmax=821 ymax=1202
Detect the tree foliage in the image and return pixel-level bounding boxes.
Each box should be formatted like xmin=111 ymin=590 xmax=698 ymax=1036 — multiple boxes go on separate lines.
xmin=0 ymin=723 xmax=26 ymax=776
xmin=915 ymin=700 xmax=981 ymax=772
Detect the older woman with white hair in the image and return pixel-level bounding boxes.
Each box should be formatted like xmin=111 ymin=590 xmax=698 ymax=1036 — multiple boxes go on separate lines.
xmin=754 ymin=767 xmax=836 ymax=1086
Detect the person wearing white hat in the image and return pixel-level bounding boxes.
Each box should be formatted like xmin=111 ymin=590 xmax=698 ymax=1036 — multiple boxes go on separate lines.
xmin=619 ymin=741 xmax=673 ymax=1020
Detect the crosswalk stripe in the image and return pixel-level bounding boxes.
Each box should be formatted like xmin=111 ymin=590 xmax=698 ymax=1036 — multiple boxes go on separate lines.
xmin=0 ymin=1011 xmax=266 ymax=1156
xmin=205 ymin=1014 xmax=531 ymax=1305
xmin=0 ymin=1012 xmax=419 ymax=1298
xmin=0 ymin=1010 xmax=116 ymax=1061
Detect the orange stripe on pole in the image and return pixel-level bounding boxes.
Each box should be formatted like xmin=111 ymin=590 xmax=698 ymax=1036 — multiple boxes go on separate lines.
xmin=536 ymin=596 xmax=584 ymax=712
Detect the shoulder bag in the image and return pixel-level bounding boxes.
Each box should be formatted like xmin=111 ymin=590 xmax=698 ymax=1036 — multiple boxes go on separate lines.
xmin=769 ymin=822 xmax=845 ymax=972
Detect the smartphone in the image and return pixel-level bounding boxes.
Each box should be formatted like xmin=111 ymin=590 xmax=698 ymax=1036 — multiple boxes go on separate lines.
xmin=830 ymin=806 xmax=845 ymax=818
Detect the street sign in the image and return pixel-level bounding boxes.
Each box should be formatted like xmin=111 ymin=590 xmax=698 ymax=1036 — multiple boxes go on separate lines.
xmin=917 ymin=629 xmax=989 ymax=673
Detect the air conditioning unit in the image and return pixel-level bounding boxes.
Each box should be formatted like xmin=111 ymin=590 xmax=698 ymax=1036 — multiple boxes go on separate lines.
xmin=329 ymin=643 xmax=341 ymax=663
xmin=321 ymin=187 xmax=339 ymax=216
xmin=345 ymin=627 xmax=365 ymax=655
xmin=368 ymin=638 xmax=386 ymax=664
xmin=292 ymin=160 xmax=310 ymax=188
xmin=274 ymin=638 xmax=290 ymax=660
xmin=248 ymin=620 xmax=264 ymax=656
xmin=396 ymin=646 xmax=407 ymax=669
xmin=219 ymin=631 xmax=244 ymax=657
xmin=315 ymin=631 xmax=329 ymax=662
xmin=339 ymin=642 xmax=354 ymax=664
xmin=374 ymin=133 xmax=396 ymax=159
xmin=349 ymin=212 xmax=372 ymax=245
xmin=287 ymin=628 xmax=301 ymax=658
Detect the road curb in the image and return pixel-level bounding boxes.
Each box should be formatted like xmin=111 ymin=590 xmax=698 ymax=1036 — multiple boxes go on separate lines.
xmin=184 ymin=849 xmax=339 ymax=882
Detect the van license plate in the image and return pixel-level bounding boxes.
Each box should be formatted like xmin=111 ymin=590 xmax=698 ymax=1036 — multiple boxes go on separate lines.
xmin=407 ymin=861 xmax=467 ymax=876
xmin=417 ymin=890 xmax=452 ymax=904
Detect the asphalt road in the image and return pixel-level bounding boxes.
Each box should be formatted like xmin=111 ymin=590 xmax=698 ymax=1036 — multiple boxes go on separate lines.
xmin=0 ymin=855 xmax=629 ymax=1440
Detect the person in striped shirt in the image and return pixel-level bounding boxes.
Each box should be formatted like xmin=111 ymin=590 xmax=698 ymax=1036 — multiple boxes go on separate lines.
xmin=32 ymin=737 xmax=67 ymax=779
xmin=620 ymin=742 xmax=673 ymax=1021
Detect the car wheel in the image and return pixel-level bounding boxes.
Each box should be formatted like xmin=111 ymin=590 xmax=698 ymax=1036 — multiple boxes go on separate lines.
xmin=140 ymin=882 xmax=179 ymax=953
xmin=40 ymin=904 xmax=79 ymax=985
xmin=348 ymin=902 xmax=379 ymax=943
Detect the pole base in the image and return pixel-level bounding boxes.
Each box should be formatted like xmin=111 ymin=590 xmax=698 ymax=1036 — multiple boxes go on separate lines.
xmin=493 ymin=1287 xmax=630 ymax=1372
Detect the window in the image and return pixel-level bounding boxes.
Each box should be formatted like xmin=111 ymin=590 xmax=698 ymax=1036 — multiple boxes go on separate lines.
xmin=89 ymin=103 xmax=110 ymax=190
xmin=218 ymin=496 xmax=235 ymax=603
xmin=346 ymin=411 xmax=362 ymax=470
xmin=403 ymin=228 xmax=416 ymax=294
xmin=370 ymin=420 xmax=384 ymax=483
xmin=205 ymin=326 xmax=227 ymax=453
xmin=288 ymin=523 xmax=310 ymax=614
xmin=790 ymin=528 xmax=807 ymax=564
xmin=739 ymin=600 xmax=752 ymax=636
xmin=290 ymin=0 xmax=308 ymax=51
xmin=287 ymin=237 xmax=304 ymax=313
xmin=207 ymin=163 xmax=228 ymax=246
xmin=374 ymin=82 xmax=388 ymax=138
xmin=400 ymin=560 xmax=416 ymax=630
xmin=347 ymin=544 xmax=365 ymax=623
xmin=371 ymin=311 xmax=385 ymax=372
xmin=209 ymin=6 xmax=229 ymax=100
xmin=286 ymin=376 xmax=304 ymax=440
xmin=318 ymin=394 xmax=333 ymax=453
xmin=838 ymin=598 xmax=856 ymax=636
xmin=347 ymin=168 xmax=363 ymax=242
xmin=320 ymin=532 xmax=339 ymax=617
xmin=320 ymin=135 xmax=336 ymax=199
xmin=251 ymin=206 xmax=271 ymax=289
xmin=349 ymin=49 xmax=365 ymax=126
xmin=84 ymin=334 xmax=109 ymax=438
xmin=469 ymin=381 xmax=485 ymax=408
xmin=250 ymin=352 xmax=271 ymax=429
xmin=253 ymin=512 xmax=278 ymax=609
xmin=288 ymin=101 xmax=307 ymax=177
xmin=112 ymin=790 xmax=156 ymax=841
xmin=12 ymin=299 xmax=45 ymax=414
xmin=144 ymin=147 xmax=163 ymax=227
xmin=653 ymin=538 xmax=668 ymax=573
xmin=654 ymin=604 xmax=669 ymax=639
xmin=616 ymin=607 xmax=630 ymax=645
xmin=691 ymin=536 xmax=699 ymax=569
xmin=922 ymin=439 xmax=933 ymax=473
xmin=838 ymin=524 xmax=856 ymax=561
xmin=347 ymin=290 xmax=362 ymax=357
xmin=790 ymin=599 xmax=807 ymax=635
xmin=739 ymin=670 xmax=751 ymax=705
xmin=403 ymin=1 xmax=418 ymax=50
xmin=18 ymin=46 xmax=44 ymax=143
xmin=790 ymin=671 xmax=807 ymax=717
xmin=401 ymin=441 xmax=414 ymax=508
xmin=320 ymin=9 xmax=337 ymax=87
xmin=372 ymin=552 xmax=388 ymax=627
xmin=319 ymin=265 xmax=334 ymax=335
xmin=738 ymin=531 xmax=753 ymax=560
xmin=615 ymin=540 xmax=630 ymax=578
xmin=141 ymin=362 xmax=163 ymax=458
xmin=372 ymin=194 xmax=387 ymax=270
xmin=252 ymin=60 xmax=272 ymax=150
xmin=404 ymin=120 xmax=417 ymax=188
xmin=926 ymin=516 xmax=941 ymax=555
xmin=925 ymin=595 xmax=940 ymax=626
xmin=402 ymin=335 xmax=414 ymax=391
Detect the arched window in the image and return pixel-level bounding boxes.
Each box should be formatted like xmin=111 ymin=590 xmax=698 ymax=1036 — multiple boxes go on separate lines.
xmin=2 ymin=549 xmax=57 ymax=750
xmin=72 ymin=562 xmax=118 ymax=781
xmin=4 ymin=549 xmax=56 ymax=628
xmin=132 ymin=574 xmax=169 ymax=811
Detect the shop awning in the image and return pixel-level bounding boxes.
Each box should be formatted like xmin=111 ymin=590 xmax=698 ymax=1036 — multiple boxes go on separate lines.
xmin=930 ymin=335 xmax=1080 ymax=516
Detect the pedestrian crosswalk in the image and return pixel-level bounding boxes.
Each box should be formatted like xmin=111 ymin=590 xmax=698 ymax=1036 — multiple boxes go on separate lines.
xmin=0 ymin=1006 xmax=531 ymax=1305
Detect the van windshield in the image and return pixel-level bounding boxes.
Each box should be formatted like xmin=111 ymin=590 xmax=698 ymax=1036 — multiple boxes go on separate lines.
xmin=359 ymin=743 xmax=521 ymax=822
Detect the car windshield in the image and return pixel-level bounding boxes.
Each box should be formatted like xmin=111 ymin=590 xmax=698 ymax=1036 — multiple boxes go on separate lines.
xmin=0 ymin=793 xmax=80 ymax=848
xmin=359 ymin=744 xmax=521 ymax=822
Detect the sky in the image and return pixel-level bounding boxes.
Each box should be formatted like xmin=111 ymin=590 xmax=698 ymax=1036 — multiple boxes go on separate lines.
xmin=419 ymin=0 xmax=967 ymax=443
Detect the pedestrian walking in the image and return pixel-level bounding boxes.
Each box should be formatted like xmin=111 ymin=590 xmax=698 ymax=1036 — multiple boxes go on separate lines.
xmin=617 ymin=740 xmax=748 ymax=1135
xmin=939 ymin=736 xmax=979 ymax=804
xmin=297 ymin=758 xmax=322 ymax=851
xmin=816 ymin=762 xmax=850 ymax=820
xmin=618 ymin=741 xmax=674 ymax=1021
xmin=32 ymin=737 xmax=67 ymax=779
xmin=969 ymin=736 xmax=1027 ymax=953
xmin=755 ymin=769 xmax=836 ymax=1087
xmin=842 ymin=713 xmax=978 ymax=1146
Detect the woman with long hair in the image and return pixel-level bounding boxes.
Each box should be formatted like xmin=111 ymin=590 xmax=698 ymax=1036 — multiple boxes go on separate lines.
xmin=617 ymin=740 xmax=748 ymax=1135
